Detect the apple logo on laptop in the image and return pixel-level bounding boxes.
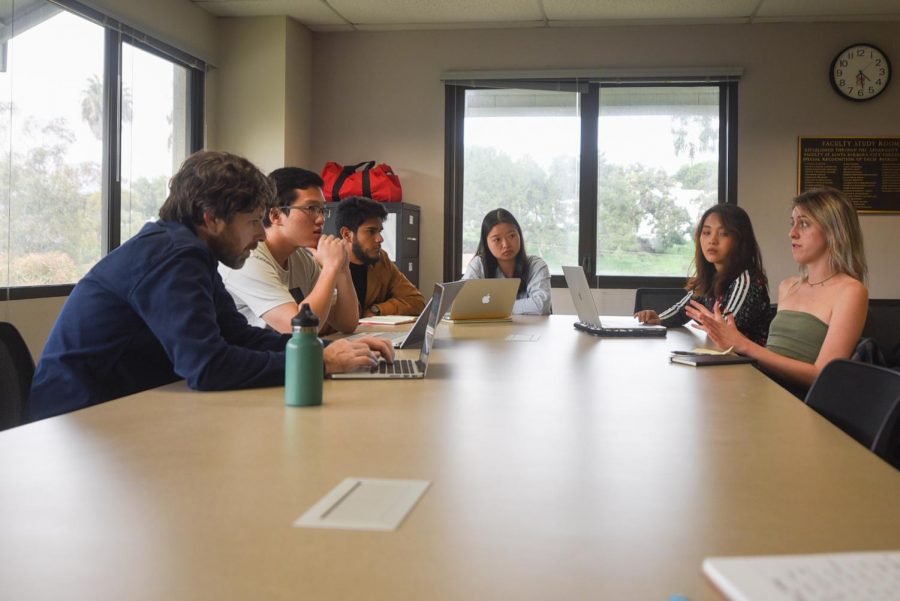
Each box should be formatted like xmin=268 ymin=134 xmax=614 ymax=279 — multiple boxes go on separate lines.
xmin=481 ymin=293 xmax=492 ymax=305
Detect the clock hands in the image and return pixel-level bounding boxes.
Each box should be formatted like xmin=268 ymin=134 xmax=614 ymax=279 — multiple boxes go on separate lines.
xmin=854 ymin=60 xmax=874 ymax=88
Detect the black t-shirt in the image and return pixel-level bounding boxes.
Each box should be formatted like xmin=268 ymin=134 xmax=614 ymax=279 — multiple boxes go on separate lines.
xmin=349 ymin=262 xmax=368 ymax=310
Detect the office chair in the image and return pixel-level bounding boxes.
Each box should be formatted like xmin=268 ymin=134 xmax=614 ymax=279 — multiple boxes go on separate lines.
xmin=0 ymin=322 xmax=35 ymax=430
xmin=850 ymin=337 xmax=887 ymax=367
xmin=633 ymin=287 xmax=687 ymax=314
xmin=862 ymin=300 xmax=900 ymax=369
xmin=804 ymin=359 xmax=900 ymax=468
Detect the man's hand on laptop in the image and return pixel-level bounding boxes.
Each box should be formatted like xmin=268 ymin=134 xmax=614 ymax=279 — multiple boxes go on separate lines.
xmin=324 ymin=337 xmax=395 ymax=374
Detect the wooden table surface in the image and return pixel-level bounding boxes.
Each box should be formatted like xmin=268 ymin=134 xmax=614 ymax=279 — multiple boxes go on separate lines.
xmin=2 ymin=315 xmax=898 ymax=600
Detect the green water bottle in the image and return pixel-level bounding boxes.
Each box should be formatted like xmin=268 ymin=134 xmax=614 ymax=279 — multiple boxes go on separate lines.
xmin=285 ymin=303 xmax=323 ymax=407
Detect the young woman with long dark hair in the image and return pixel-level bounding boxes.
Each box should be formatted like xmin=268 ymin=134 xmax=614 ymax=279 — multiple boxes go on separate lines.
xmin=635 ymin=203 xmax=772 ymax=344
xmin=463 ymin=208 xmax=551 ymax=315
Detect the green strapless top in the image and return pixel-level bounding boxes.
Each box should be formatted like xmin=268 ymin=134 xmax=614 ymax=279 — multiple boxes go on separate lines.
xmin=765 ymin=310 xmax=828 ymax=364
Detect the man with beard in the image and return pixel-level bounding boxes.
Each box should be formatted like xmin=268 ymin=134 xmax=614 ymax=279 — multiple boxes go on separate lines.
xmin=28 ymin=151 xmax=391 ymax=422
xmin=335 ymin=196 xmax=425 ymax=318
xmin=219 ymin=167 xmax=359 ymax=334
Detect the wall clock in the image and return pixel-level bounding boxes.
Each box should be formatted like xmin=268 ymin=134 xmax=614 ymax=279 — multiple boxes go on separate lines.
xmin=830 ymin=43 xmax=891 ymax=101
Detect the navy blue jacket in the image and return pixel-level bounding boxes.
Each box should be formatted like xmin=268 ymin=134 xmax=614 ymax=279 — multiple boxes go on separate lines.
xmin=28 ymin=221 xmax=290 ymax=421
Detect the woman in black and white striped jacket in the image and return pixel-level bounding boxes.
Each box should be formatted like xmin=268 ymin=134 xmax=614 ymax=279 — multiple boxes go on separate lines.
xmin=634 ymin=204 xmax=773 ymax=345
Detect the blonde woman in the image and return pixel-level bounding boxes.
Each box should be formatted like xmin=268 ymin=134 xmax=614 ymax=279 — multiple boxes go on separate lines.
xmin=687 ymin=188 xmax=868 ymax=395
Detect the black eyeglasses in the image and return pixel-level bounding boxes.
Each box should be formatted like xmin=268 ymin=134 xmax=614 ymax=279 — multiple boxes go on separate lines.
xmin=280 ymin=205 xmax=331 ymax=218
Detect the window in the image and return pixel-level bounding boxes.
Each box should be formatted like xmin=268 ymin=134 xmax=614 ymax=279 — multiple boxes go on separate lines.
xmin=0 ymin=0 xmax=204 ymax=299
xmin=462 ymin=88 xmax=580 ymax=273
xmin=445 ymin=76 xmax=738 ymax=287
xmin=121 ymin=42 xmax=191 ymax=243
xmin=596 ymin=86 xmax=720 ymax=277
xmin=0 ymin=7 xmax=105 ymax=288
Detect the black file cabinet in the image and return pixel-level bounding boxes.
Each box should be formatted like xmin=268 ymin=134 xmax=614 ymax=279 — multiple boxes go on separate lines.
xmin=324 ymin=201 xmax=420 ymax=287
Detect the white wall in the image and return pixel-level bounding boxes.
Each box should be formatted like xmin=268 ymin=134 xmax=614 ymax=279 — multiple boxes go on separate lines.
xmin=80 ymin=0 xmax=218 ymax=65
xmin=215 ymin=17 xmax=289 ymax=173
xmin=212 ymin=16 xmax=313 ymax=173
xmin=0 ymin=297 xmax=67 ymax=361
xmin=308 ymin=22 xmax=900 ymax=312
xmin=284 ymin=17 xmax=313 ymax=168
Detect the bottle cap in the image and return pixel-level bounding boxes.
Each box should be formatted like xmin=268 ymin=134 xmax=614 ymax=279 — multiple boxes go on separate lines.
xmin=292 ymin=303 xmax=320 ymax=328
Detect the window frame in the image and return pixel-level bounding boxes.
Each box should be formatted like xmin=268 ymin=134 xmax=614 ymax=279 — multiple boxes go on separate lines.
xmin=0 ymin=0 xmax=205 ymax=300
xmin=444 ymin=78 xmax=739 ymax=289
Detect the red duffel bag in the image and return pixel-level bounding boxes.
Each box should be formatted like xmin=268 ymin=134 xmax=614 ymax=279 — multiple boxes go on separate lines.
xmin=321 ymin=161 xmax=403 ymax=202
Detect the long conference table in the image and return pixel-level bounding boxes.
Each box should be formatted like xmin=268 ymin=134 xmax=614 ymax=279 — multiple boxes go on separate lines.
xmin=1 ymin=315 xmax=899 ymax=600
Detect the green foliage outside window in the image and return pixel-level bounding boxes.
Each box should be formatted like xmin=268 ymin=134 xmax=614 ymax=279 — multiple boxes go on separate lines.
xmin=463 ymin=146 xmax=717 ymax=277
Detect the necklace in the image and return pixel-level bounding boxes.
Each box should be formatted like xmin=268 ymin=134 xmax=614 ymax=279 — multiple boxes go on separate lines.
xmin=806 ymin=273 xmax=837 ymax=287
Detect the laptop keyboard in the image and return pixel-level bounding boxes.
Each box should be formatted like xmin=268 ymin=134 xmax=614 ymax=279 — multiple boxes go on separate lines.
xmin=372 ymin=359 xmax=417 ymax=375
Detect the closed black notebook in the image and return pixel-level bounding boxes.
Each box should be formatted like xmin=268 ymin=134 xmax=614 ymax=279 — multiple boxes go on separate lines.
xmin=669 ymin=354 xmax=756 ymax=367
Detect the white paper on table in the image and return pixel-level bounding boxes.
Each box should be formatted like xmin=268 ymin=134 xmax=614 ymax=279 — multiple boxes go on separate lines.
xmin=294 ymin=477 xmax=430 ymax=531
xmin=505 ymin=334 xmax=540 ymax=342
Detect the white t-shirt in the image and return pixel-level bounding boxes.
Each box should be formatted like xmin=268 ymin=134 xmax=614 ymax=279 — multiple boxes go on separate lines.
xmin=219 ymin=242 xmax=331 ymax=329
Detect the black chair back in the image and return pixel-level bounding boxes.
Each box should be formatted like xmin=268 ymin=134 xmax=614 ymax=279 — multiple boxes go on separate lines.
xmin=862 ymin=300 xmax=900 ymax=368
xmin=0 ymin=322 xmax=35 ymax=430
xmin=804 ymin=359 xmax=900 ymax=467
xmin=633 ymin=287 xmax=687 ymax=314
xmin=850 ymin=337 xmax=887 ymax=367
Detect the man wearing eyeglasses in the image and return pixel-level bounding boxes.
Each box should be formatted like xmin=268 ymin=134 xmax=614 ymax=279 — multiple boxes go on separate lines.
xmin=28 ymin=152 xmax=391 ymax=422
xmin=219 ymin=167 xmax=359 ymax=334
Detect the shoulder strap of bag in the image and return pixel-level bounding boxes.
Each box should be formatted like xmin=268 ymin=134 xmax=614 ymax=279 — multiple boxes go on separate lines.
xmin=331 ymin=161 xmax=375 ymax=201
xmin=361 ymin=164 xmax=372 ymax=198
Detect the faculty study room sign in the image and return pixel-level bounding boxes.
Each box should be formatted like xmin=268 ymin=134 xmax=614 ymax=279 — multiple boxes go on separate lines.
xmin=798 ymin=137 xmax=900 ymax=213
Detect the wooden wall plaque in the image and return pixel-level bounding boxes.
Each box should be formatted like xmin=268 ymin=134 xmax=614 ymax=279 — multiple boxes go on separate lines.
xmin=798 ymin=137 xmax=900 ymax=213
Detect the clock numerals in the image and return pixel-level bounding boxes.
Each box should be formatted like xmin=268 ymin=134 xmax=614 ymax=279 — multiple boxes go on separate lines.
xmin=831 ymin=43 xmax=891 ymax=101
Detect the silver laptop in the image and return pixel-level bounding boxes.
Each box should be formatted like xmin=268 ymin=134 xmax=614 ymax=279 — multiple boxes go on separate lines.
xmin=332 ymin=283 xmax=447 ymax=379
xmin=562 ymin=265 xmax=666 ymax=337
xmin=444 ymin=278 xmax=520 ymax=323
xmin=348 ymin=297 xmax=433 ymax=349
